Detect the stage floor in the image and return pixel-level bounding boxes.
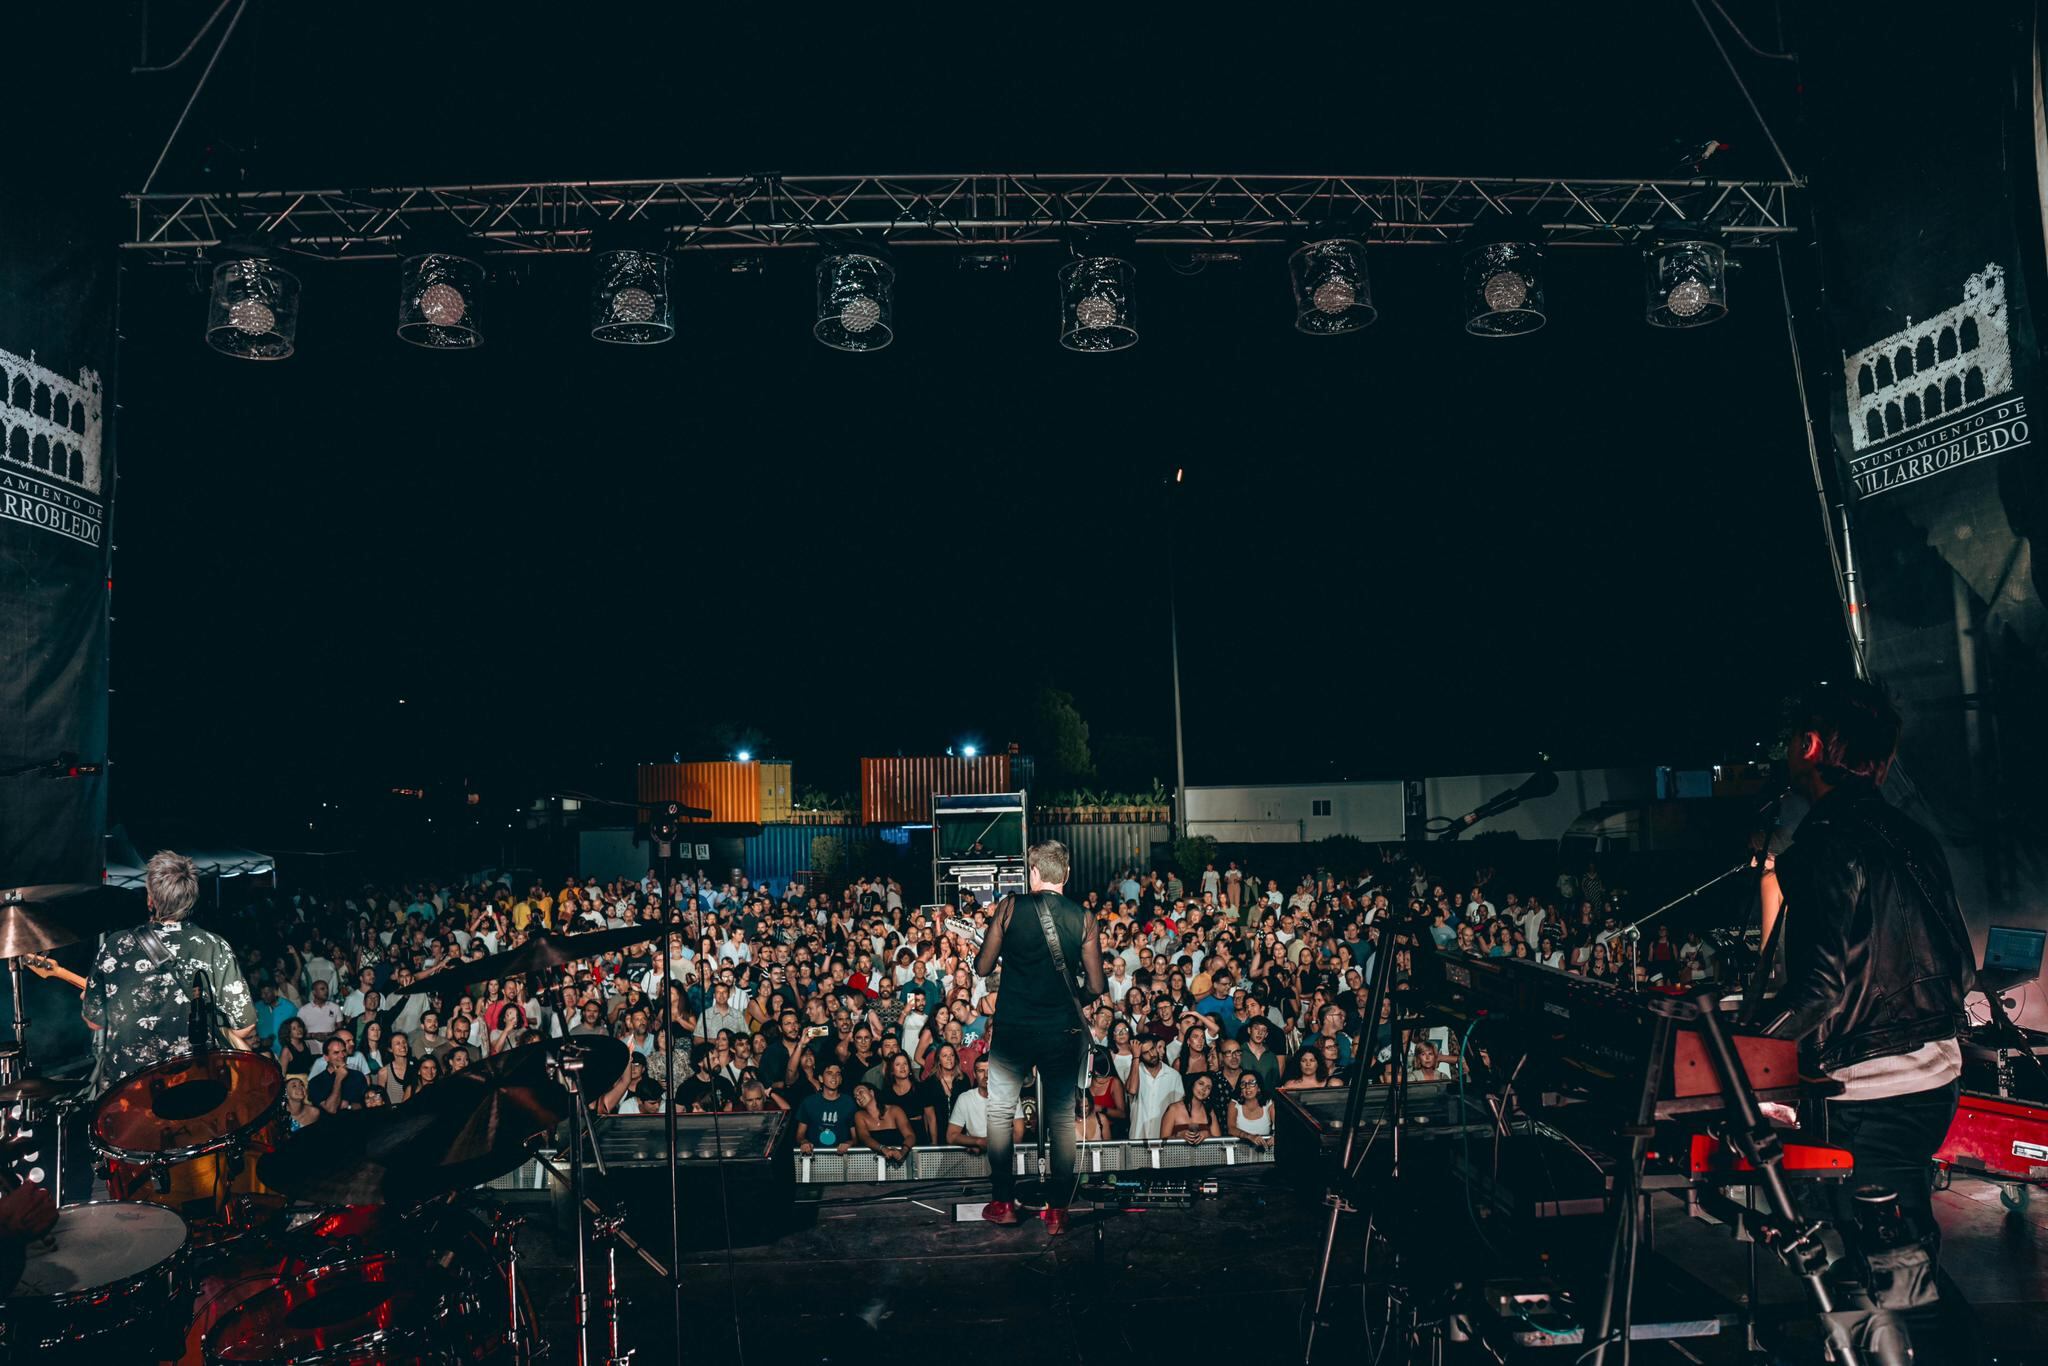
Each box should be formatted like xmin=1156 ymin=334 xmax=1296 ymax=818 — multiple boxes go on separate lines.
xmin=493 ymin=1167 xmax=2048 ymax=1365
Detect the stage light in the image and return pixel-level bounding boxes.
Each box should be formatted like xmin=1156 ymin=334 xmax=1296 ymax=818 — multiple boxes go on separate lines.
xmin=1462 ymin=229 xmax=1547 ymax=337
xmin=814 ymin=249 xmax=896 ymax=352
xmin=1288 ymin=239 xmax=1376 ymax=336
xmin=204 ymin=249 xmax=300 ymax=360
xmin=590 ymin=245 xmax=674 ymax=344
xmin=736 ymin=750 xmax=752 ymax=762
xmin=961 ymin=744 xmax=978 ymax=758
xmin=1644 ymin=239 xmax=1729 ymax=328
xmin=396 ymin=250 xmax=485 ymax=349
xmin=1059 ymin=254 xmax=1137 ymax=352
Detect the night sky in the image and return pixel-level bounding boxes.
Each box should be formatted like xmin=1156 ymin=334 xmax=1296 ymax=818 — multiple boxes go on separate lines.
xmin=104 ymin=3 xmax=1849 ymax=843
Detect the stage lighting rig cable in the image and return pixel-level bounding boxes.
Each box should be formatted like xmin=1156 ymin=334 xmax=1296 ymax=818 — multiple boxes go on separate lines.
xmin=1690 ymin=0 xmax=1801 ymax=184
xmin=1703 ymin=0 xmax=1798 ymax=61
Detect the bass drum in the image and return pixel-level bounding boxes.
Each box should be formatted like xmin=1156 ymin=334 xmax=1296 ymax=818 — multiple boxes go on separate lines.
xmin=187 ymin=1201 xmax=535 ymax=1365
xmin=5 ymin=1201 xmax=190 ymax=1353
xmin=200 ymin=1251 xmax=457 ymax=1365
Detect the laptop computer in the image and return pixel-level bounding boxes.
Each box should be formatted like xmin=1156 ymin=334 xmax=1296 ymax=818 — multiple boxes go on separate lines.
xmin=1980 ymin=924 xmax=2047 ymax=992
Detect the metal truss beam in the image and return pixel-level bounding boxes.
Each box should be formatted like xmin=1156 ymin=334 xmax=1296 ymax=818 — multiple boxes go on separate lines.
xmin=124 ymin=172 xmax=1800 ymax=263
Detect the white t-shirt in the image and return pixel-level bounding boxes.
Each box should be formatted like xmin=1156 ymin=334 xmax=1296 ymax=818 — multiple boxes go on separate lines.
xmin=1127 ymin=1063 xmax=1184 ymax=1140
xmin=949 ymin=1088 xmax=990 ymax=1140
xmin=297 ymin=1001 xmax=342 ymax=1035
xmin=1829 ymin=1038 xmax=1962 ymax=1102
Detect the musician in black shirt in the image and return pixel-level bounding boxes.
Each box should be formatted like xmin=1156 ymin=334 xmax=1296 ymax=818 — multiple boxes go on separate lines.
xmin=970 ymin=840 xmax=1107 ymax=1234
xmin=1758 ymin=682 xmax=1974 ymax=1340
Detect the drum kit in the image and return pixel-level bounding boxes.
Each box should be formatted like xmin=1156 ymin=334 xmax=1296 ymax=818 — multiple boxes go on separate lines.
xmin=1 ymin=885 xmax=652 ymax=1363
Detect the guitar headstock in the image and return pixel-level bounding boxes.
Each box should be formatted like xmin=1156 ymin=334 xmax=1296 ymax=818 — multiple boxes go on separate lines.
xmin=21 ymin=953 xmax=56 ymax=977
xmin=943 ymin=917 xmax=985 ymax=945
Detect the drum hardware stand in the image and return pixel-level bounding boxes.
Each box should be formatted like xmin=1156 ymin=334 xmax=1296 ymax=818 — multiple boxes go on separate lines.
xmin=7 ymin=953 xmax=29 ymax=1050
xmin=551 ymin=1039 xmax=606 ymax=1366
xmin=530 ymin=1149 xmax=671 ymax=1279
xmin=593 ymin=1208 xmax=635 ymax=1366
xmin=492 ymin=1211 xmax=531 ymax=1363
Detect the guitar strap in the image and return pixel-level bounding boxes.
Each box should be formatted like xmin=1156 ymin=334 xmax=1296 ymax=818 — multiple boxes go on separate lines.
xmin=137 ymin=924 xmax=174 ymax=967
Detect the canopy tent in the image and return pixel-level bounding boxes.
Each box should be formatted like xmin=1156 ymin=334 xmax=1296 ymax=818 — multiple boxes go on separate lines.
xmin=103 ymin=828 xmax=275 ymax=890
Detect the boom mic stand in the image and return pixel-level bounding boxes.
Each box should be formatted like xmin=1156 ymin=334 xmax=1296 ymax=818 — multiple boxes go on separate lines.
xmin=1302 ymin=909 xmax=1419 ymax=1364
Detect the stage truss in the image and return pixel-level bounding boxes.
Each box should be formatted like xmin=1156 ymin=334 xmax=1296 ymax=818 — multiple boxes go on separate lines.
xmin=124 ymin=172 xmax=1800 ymax=263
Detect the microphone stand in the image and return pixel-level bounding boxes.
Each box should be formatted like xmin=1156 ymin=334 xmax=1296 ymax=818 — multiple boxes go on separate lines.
xmin=657 ymin=856 xmax=684 ymax=1358
xmin=1302 ymin=908 xmax=1415 ymax=1364
xmin=1614 ymin=860 xmax=1752 ymax=992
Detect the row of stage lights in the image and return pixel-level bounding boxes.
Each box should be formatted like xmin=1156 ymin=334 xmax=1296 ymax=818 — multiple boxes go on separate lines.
xmin=202 ymin=227 xmax=1733 ymax=361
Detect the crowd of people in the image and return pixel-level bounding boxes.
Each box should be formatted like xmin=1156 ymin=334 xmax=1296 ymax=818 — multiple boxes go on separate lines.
xmin=229 ymin=850 xmax=1715 ymax=1161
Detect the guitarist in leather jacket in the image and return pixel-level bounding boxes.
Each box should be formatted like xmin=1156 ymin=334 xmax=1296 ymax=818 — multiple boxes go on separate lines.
xmin=1758 ymin=681 xmax=1974 ymax=1326
xmin=970 ymin=839 xmax=1107 ymax=1234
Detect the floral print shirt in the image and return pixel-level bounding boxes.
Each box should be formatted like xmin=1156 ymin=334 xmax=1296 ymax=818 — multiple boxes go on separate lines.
xmin=84 ymin=919 xmax=255 ymax=1095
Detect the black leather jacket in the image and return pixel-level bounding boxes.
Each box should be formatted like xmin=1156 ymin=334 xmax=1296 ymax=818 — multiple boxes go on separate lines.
xmin=1758 ymin=782 xmax=1975 ymax=1074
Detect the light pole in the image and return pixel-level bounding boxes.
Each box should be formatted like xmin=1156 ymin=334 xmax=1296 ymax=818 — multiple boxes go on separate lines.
xmin=1166 ymin=468 xmax=1188 ymax=837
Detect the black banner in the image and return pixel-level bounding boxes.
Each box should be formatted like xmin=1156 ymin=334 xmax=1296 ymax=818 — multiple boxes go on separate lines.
xmin=0 ymin=136 xmax=116 ymax=885
xmin=1808 ymin=4 xmax=2048 ymax=969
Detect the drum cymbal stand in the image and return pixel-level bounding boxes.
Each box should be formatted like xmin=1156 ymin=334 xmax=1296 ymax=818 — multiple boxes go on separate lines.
xmin=490 ymin=1211 xmax=530 ymax=1364
xmin=593 ymin=1209 xmax=634 ymax=1366
xmin=551 ymin=1039 xmax=605 ymax=1366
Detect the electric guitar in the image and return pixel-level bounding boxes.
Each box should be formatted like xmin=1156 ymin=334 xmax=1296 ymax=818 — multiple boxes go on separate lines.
xmin=21 ymin=953 xmax=87 ymax=993
xmin=945 ymin=905 xmax=1097 ymax=1029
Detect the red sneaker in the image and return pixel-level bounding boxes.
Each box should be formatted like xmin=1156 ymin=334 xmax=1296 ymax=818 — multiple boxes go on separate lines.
xmin=981 ymin=1200 xmax=1021 ymax=1227
xmin=1040 ymin=1206 xmax=1069 ymax=1236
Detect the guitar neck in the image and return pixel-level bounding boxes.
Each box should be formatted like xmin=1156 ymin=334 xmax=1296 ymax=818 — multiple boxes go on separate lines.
xmin=22 ymin=957 xmax=87 ymax=992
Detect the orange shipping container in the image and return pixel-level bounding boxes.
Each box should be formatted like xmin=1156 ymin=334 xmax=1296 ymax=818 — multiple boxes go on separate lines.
xmin=861 ymin=755 xmax=1016 ymax=825
xmin=636 ymin=762 xmax=763 ymax=824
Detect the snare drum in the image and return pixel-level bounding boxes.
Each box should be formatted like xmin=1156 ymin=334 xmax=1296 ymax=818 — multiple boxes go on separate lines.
xmin=92 ymin=1051 xmax=286 ymax=1225
xmin=5 ymin=1200 xmax=190 ymax=1351
xmin=201 ymin=1252 xmax=459 ymax=1364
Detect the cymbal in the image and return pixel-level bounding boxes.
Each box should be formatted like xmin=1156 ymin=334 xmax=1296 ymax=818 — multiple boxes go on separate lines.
xmin=418 ymin=925 xmax=662 ymax=994
xmin=0 ymin=900 xmax=79 ymax=958
xmin=260 ymin=1065 xmax=567 ymax=1206
xmin=0 ymin=1074 xmax=84 ymax=1103
xmin=0 ymin=883 xmax=146 ymax=956
xmin=473 ymin=1037 xmax=631 ymax=1106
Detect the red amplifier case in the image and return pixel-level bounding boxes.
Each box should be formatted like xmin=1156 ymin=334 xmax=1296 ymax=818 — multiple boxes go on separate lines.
xmin=1935 ymin=1090 xmax=2048 ymax=1184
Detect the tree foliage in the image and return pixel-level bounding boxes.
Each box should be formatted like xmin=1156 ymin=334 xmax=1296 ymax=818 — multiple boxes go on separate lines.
xmin=1172 ymin=834 xmax=1219 ymax=889
xmin=1026 ymin=686 xmax=1095 ymax=792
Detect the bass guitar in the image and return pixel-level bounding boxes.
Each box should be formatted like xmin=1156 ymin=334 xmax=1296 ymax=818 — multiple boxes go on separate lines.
xmin=21 ymin=953 xmax=86 ymax=993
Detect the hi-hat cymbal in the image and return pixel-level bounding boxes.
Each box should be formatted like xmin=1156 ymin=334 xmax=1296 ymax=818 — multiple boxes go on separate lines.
xmin=0 ymin=1074 xmax=84 ymax=1104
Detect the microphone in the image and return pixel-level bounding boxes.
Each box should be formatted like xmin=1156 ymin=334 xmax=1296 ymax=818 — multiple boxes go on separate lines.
xmin=1437 ymin=764 xmax=1559 ymax=841
xmin=188 ymin=968 xmax=212 ymax=1056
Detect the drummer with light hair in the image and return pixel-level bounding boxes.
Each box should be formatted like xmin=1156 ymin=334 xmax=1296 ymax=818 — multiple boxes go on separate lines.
xmin=82 ymin=849 xmax=257 ymax=1096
